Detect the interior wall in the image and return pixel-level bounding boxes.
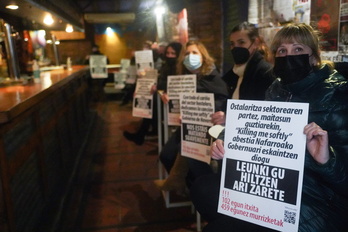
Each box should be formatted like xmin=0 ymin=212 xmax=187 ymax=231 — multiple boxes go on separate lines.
xmin=94 ymin=30 xmax=157 ymax=64
xmin=185 ymin=0 xmax=224 ymax=71
xmin=53 ymin=40 xmax=91 ymax=65
xmin=42 ymin=0 xmax=250 ymax=67
xmin=221 ymin=0 xmax=249 ymax=73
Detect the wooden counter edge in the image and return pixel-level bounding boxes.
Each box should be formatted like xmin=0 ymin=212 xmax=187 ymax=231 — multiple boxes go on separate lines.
xmin=0 ymin=66 xmax=89 ymax=124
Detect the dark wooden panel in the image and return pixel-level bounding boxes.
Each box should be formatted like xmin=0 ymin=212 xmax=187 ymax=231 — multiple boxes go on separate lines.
xmin=0 ymin=67 xmax=92 ymax=232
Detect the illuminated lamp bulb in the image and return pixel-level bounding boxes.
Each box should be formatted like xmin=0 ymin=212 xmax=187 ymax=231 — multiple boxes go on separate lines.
xmin=6 ymin=5 xmax=19 ymax=10
xmin=44 ymin=14 xmax=54 ymax=25
xmin=66 ymin=24 xmax=73 ymax=33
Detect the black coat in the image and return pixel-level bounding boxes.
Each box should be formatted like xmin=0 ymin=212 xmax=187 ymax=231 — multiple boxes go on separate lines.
xmin=196 ymin=69 xmax=229 ymax=112
xmin=266 ymin=65 xmax=348 ymax=232
xmin=222 ymin=52 xmax=274 ymax=100
xmin=156 ymin=60 xmax=177 ymax=91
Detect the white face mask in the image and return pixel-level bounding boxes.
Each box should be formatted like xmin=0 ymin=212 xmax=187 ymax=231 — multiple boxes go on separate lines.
xmin=183 ymin=54 xmax=202 ymax=71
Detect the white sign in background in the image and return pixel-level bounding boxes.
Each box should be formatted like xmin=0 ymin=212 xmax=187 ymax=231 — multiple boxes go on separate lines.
xmin=90 ymin=55 xmax=108 ymax=78
xmin=132 ymin=78 xmax=156 ymax=119
xmin=180 ymin=93 xmax=214 ymax=164
xmin=134 ymin=50 xmax=154 ymax=73
xmin=218 ymin=99 xmax=309 ymax=232
xmin=167 ymin=75 xmax=196 ymax=126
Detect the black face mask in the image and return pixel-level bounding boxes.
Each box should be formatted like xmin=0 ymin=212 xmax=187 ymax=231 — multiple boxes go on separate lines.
xmin=231 ymin=47 xmax=250 ymax=65
xmin=165 ymin=57 xmax=177 ymax=65
xmin=273 ymin=54 xmax=313 ymax=85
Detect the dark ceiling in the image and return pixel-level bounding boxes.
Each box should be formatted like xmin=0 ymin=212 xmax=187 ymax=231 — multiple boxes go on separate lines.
xmin=0 ymin=0 xmax=185 ymax=32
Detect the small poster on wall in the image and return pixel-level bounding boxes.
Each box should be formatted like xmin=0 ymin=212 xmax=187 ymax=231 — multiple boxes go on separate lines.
xmin=339 ymin=0 xmax=348 ymax=52
xmin=311 ymin=0 xmax=340 ymax=51
xmin=272 ymin=0 xmax=310 ymax=24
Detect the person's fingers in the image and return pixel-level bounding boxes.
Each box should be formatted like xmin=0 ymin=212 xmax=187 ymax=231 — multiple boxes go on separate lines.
xmin=211 ymin=140 xmax=225 ymax=159
xmin=304 ymin=122 xmax=326 ymax=138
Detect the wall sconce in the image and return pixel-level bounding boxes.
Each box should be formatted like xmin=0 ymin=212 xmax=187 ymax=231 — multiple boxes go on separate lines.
xmin=65 ymin=24 xmax=73 ymax=33
xmin=154 ymin=6 xmax=166 ymax=16
xmin=43 ymin=14 xmax=54 ymax=25
xmin=5 ymin=5 xmax=19 ymax=10
xmin=106 ymin=27 xmax=114 ymax=35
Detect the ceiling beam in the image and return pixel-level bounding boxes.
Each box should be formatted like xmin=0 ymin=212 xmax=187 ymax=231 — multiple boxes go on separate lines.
xmin=25 ymin=0 xmax=84 ymax=31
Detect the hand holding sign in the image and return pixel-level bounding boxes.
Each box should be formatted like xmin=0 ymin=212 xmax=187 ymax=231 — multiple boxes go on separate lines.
xmin=218 ymin=99 xmax=309 ymax=232
xmin=303 ymin=122 xmax=329 ymax=165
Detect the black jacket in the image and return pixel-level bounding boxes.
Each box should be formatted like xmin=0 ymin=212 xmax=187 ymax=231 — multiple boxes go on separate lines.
xmin=157 ymin=60 xmax=177 ymax=91
xmin=222 ymin=52 xmax=274 ymax=100
xmin=196 ymin=69 xmax=229 ymax=112
xmin=266 ymin=65 xmax=348 ymax=232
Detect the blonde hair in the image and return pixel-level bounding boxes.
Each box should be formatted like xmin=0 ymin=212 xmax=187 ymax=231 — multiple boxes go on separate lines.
xmin=270 ymin=23 xmax=322 ymax=66
xmin=177 ymin=40 xmax=215 ymax=75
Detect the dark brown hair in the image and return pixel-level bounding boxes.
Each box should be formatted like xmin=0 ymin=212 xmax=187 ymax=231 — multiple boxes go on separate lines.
xmin=230 ymin=22 xmax=270 ymax=61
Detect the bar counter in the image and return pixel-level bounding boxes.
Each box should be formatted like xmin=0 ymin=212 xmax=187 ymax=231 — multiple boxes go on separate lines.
xmin=0 ymin=66 xmax=92 ymax=232
xmin=0 ymin=65 xmax=88 ymax=123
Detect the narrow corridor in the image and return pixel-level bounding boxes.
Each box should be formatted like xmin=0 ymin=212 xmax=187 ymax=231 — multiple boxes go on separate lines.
xmin=56 ymin=97 xmax=198 ymax=232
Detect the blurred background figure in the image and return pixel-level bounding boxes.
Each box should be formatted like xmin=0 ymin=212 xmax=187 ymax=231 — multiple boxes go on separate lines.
xmin=84 ymin=44 xmax=109 ymax=65
xmin=123 ymin=42 xmax=182 ymax=145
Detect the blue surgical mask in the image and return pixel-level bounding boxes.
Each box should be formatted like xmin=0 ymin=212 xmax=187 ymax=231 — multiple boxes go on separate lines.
xmin=183 ymin=54 xmax=202 ymax=71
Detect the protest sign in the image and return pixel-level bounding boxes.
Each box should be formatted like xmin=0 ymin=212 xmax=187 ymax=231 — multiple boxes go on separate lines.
xmin=167 ymin=75 xmax=196 ymax=126
xmin=126 ymin=65 xmax=137 ymax=84
xmin=132 ymin=77 xmax=156 ymax=119
xmin=89 ymin=55 xmax=108 ymax=78
xmin=120 ymin=58 xmax=130 ymax=70
xmin=218 ymin=99 xmax=309 ymax=232
xmin=134 ymin=50 xmax=154 ymax=74
xmin=143 ymin=69 xmax=158 ymax=80
xmin=180 ymin=93 xmax=214 ymax=164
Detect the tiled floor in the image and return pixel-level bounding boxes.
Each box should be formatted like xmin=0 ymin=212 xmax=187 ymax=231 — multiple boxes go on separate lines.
xmin=57 ymin=98 xmax=200 ymax=232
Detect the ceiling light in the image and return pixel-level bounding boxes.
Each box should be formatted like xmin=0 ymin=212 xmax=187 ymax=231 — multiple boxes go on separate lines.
xmin=154 ymin=6 xmax=165 ymax=16
xmin=106 ymin=27 xmax=114 ymax=35
xmin=43 ymin=14 xmax=54 ymax=25
xmin=5 ymin=5 xmax=19 ymax=10
xmin=65 ymin=24 xmax=73 ymax=33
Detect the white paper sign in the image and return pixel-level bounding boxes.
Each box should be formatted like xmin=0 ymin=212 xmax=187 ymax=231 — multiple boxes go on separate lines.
xmin=126 ymin=65 xmax=137 ymax=84
xmin=90 ymin=55 xmax=108 ymax=78
xmin=218 ymin=99 xmax=309 ymax=232
xmin=135 ymin=50 xmax=154 ymax=73
xmin=167 ymin=75 xmax=196 ymax=126
xmin=180 ymin=93 xmax=214 ymax=164
xmin=120 ymin=58 xmax=130 ymax=70
xmin=132 ymin=78 xmax=156 ymax=119
xmin=143 ymin=69 xmax=158 ymax=80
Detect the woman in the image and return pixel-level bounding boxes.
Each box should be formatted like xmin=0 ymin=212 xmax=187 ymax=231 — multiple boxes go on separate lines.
xmin=156 ymin=42 xmax=183 ymax=96
xmin=123 ymin=42 xmax=182 ymax=145
xmin=155 ymin=40 xmax=229 ymax=191
xmin=211 ymin=22 xmax=274 ymax=125
xmin=196 ymin=23 xmax=348 ymax=232
xmin=189 ymin=23 xmax=275 ymax=184
xmin=189 ymin=22 xmax=275 ymax=216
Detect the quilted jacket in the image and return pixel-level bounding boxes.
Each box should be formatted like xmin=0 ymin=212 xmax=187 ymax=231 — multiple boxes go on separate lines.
xmin=266 ymin=64 xmax=348 ymax=232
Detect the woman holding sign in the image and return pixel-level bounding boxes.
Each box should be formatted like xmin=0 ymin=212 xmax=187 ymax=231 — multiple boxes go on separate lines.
xmin=123 ymin=42 xmax=182 ymax=145
xmin=155 ymin=40 xmax=229 ymax=192
xmin=211 ymin=22 xmax=274 ymax=126
xmin=192 ymin=23 xmax=348 ymax=232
